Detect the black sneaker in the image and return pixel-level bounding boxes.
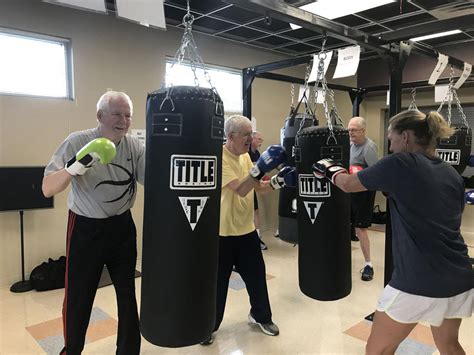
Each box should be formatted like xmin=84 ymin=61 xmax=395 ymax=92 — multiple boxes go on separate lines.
xmin=200 ymin=334 xmax=214 ymax=346
xmin=351 ymin=235 xmax=359 ymax=242
xmin=260 ymin=240 xmax=268 ymax=250
xmin=360 ymin=265 xmax=374 ymax=281
xmin=248 ymin=313 xmax=279 ymax=336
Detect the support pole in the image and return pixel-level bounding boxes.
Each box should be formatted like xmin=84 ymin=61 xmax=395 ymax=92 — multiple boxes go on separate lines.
xmin=243 ymin=67 xmax=255 ymax=119
xmin=365 ymin=43 xmax=409 ymax=322
xmin=10 ymin=210 xmax=33 ymax=293
xmin=349 ymin=89 xmax=367 ymax=117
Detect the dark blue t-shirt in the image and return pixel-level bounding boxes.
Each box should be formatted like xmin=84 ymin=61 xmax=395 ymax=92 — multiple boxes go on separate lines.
xmin=358 ymin=152 xmax=472 ymax=297
xmin=248 ymin=149 xmax=260 ymax=163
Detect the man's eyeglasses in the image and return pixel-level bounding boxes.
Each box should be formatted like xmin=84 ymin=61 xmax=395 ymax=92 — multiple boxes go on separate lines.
xmin=348 ymin=128 xmax=364 ymax=133
xmin=233 ymin=131 xmax=253 ymax=138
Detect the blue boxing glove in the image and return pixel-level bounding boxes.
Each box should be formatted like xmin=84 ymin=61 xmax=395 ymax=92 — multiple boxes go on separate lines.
xmin=270 ymin=166 xmax=297 ymax=190
xmin=312 ymin=158 xmax=348 ymax=184
xmin=468 ymin=155 xmax=474 ymax=167
xmin=250 ymin=145 xmax=287 ymax=180
xmin=466 ymin=190 xmax=474 ymax=205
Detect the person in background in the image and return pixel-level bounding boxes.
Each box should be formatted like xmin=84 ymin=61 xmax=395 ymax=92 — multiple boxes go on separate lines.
xmin=313 ymin=109 xmax=473 ymax=355
xmin=42 ymin=91 xmax=144 ymax=355
xmin=248 ymin=131 xmax=268 ymax=250
xmin=348 ymin=116 xmax=378 ymax=281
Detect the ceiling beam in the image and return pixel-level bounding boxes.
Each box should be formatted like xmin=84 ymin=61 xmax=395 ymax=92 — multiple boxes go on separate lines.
xmin=223 ymin=0 xmax=390 ymax=55
xmin=378 ymin=14 xmax=474 ymax=43
xmin=225 ymin=0 xmax=472 ymax=72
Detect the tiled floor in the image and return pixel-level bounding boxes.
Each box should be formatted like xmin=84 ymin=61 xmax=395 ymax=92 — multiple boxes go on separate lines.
xmin=1 ymin=228 xmax=473 ymax=354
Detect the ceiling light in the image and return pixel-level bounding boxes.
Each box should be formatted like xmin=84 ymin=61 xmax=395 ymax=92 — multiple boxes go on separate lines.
xmin=410 ymin=29 xmax=462 ymax=42
xmin=43 ymin=0 xmax=106 ymax=13
xmin=290 ymin=0 xmax=394 ymax=29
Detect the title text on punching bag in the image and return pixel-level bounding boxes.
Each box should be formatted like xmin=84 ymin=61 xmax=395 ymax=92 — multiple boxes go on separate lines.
xmin=298 ymin=174 xmax=331 ymax=197
xmin=170 ymin=155 xmax=217 ymax=190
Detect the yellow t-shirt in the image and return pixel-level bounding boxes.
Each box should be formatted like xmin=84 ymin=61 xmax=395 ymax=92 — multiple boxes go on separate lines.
xmin=219 ymin=145 xmax=255 ymax=236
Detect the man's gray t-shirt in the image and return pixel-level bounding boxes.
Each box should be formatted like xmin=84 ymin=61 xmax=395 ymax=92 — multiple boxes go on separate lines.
xmin=358 ymin=153 xmax=472 ymax=297
xmin=350 ymin=137 xmax=378 ymax=168
xmin=45 ymin=128 xmax=145 ymax=218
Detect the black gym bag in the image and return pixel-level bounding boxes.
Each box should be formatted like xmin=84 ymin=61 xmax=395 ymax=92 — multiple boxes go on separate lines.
xmin=30 ymin=256 xmax=66 ymax=291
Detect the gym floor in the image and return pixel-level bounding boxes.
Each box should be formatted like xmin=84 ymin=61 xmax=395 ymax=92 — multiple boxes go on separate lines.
xmin=1 ymin=227 xmax=473 ymax=354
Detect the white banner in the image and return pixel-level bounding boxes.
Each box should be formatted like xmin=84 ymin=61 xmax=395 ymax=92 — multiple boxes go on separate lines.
xmin=434 ymin=84 xmax=452 ymax=103
xmin=428 ymin=53 xmax=449 ymax=85
xmin=308 ymin=51 xmax=333 ymax=82
xmin=453 ymin=62 xmax=472 ymax=89
xmin=333 ymin=46 xmax=360 ymax=79
xmin=116 ymin=0 xmax=166 ymax=29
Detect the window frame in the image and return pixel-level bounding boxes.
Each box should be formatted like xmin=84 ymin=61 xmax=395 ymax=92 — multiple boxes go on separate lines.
xmin=0 ymin=27 xmax=74 ymax=100
xmin=165 ymin=57 xmax=243 ymax=114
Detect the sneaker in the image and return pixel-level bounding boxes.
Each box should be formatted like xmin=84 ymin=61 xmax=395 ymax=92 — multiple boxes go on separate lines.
xmin=200 ymin=334 xmax=214 ymax=346
xmin=248 ymin=313 xmax=279 ymax=336
xmin=360 ymin=265 xmax=374 ymax=281
xmin=274 ymin=229 xmax=279 ymax=238
xmin=260 ymin=240 xmax=268 ymax=250
xmin=351 ymin=234 xmax=359 ymax=242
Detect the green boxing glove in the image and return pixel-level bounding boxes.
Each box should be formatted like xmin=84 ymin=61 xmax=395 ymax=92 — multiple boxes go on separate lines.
xmin=65 ymin=138 xmax=117 ymax=176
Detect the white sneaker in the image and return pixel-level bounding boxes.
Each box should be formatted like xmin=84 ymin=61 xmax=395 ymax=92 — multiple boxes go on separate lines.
xmin=248 ymin=313 xmax=279 ymax=336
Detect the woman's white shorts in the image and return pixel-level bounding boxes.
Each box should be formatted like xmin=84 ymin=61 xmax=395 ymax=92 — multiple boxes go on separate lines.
xmin=376 ymin=285 xmax=473 ymax=327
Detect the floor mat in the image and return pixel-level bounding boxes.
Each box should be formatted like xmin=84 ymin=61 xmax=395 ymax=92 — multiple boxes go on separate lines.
xmin=26 ymin=307 xmax=117 ymax=355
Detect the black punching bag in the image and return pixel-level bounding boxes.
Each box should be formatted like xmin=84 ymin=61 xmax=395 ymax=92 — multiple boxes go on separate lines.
xmin=279 ymin=112 xmax=317 ymax=244
xmin=295 ymin=126 xmax=351 ymax=300
xmin=141 ymin=86 xmax=223 ymax=347
xmin=436 ymin=123 xmax=472 ymax=175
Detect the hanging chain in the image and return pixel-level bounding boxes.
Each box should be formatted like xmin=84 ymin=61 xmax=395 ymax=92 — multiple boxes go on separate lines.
xmin=452 ymin=88 xmax=469 ymax=127
xmin=408 ymin=87 xmax=418 ymax=110
xmin=437 ymin=66 xmax=454 ymax=125
xmin=311 ymin=34 xmax=339 ymax=144
xmin=161 ymin=0 xmax=220 ymax=112
xmin=296 ymin=59 xmax=314 ymax=135
xmin=435 ymin=66 xmax=469 ymax=128
xmin=290 ymin=83 xmax=295 ymax=111
xmin=166 ymin=0 xmax=216 ymax=90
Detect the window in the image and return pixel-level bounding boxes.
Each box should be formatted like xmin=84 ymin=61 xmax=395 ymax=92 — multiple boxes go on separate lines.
xmin=165 ymin=59 xmax=242 ymax=114
xmin=0 ymin=28 xmax=73 ymax=99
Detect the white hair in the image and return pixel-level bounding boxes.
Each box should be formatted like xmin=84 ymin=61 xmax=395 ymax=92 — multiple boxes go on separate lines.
xmin=224 ymin=115 xmax=251 ymax=137
xmin=96 ymin=91 xmax=133 ymax=115
xmin=350 ymin=116 xmax=366 ymax=129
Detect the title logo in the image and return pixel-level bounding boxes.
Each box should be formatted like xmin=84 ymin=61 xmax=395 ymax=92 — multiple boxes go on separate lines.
xmin=436 ymin=149 xmax=461 ymax=165
xmin=170 ymin=155 xmax=217 ymax=190
xmin=298 ymin=174 xmax=331 ymax=197
xmin=303 ymin=201 xmax=323 ymax=224
xmin=179 ymin=197 xmax=209 ymax=231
